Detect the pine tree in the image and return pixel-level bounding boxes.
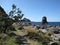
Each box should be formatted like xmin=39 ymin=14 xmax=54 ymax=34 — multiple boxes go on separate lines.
xmin=0 ymin=6 xmax=14 ymax=33
xmin=42 ymin=16 xmax=48 ymax=24
xmin=41 ymin=16 xmax=48 ymax=29
xmin=9 ymin=4 xmax=24 ymax=22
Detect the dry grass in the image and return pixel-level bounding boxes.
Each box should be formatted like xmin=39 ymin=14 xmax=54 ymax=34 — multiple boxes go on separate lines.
xmin=12 ymin=24 xmax=52 ymax=45
xmin=27 ymin=38 xmax=39 ymax=45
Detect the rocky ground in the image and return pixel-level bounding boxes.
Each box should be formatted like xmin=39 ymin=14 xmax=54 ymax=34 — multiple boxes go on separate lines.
xmin=23 ymin=25 xmax=60 ymax=45
xmin=12 ymin=23 xmax=60 ymax=45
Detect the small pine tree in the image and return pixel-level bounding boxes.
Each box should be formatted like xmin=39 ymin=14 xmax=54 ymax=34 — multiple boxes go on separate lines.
xmin=9 ymin=4 xmax=24 ymax=22
xmin=42 ymin=16 xmax=48 ymax=25
xmin=41 ymin=16 xmax=48 ymax=29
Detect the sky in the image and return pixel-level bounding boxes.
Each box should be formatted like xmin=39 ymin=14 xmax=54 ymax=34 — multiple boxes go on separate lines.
xmin=0 ymin=0 xmax=60 ymax=22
